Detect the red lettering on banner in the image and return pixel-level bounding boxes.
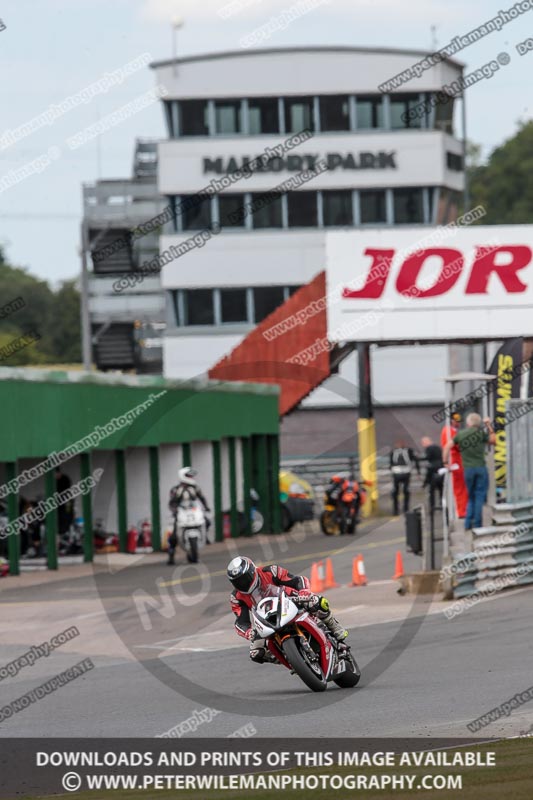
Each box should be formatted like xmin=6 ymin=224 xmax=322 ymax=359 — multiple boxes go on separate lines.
xmin=465 ymin=245 xmax=531 ymax=294
xmin=342 ymin=249 xmax=395 ymax=299
xmin=395 ymin=248 xmax=464 ymax=297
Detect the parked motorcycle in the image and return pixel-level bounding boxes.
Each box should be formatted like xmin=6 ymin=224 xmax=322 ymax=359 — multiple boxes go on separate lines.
xmin=173 ymin=498 xmax=207 ymax=563
xmin=320 ymin=480 xmax=368 ymax=536
xmin=251 ymin=585 xmax=360 ymax=693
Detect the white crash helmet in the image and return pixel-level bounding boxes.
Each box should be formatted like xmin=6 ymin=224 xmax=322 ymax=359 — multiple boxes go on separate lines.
xmin=178 ymin=466 xmax=197 ymax=486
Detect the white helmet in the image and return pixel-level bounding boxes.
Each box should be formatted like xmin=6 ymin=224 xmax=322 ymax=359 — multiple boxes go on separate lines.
xmin=178 ymin=466 xmax=197 ymax=486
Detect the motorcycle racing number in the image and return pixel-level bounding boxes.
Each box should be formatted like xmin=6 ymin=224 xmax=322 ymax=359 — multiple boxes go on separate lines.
xmin=342 ymin=245 xmax=532 ymax=299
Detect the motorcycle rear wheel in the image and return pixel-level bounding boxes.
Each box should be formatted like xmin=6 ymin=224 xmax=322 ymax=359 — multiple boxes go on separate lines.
xmin=283 ymin=637 xmax=327 ymax=692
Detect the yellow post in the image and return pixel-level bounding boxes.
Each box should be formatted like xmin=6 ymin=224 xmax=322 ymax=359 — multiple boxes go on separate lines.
xmin=358 ymin=416 xmax=378 ymax=516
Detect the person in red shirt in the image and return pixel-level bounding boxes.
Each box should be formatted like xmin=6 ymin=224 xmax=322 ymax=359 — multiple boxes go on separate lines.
xmin=440 ymin=413 xmax=468 ymax=518
xmin=228 ymin=556 xmax=348 ymax=663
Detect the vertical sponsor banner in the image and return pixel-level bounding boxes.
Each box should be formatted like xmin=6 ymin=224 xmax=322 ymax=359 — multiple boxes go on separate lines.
xmin=488 ymin=338 xmax=523 ymax=493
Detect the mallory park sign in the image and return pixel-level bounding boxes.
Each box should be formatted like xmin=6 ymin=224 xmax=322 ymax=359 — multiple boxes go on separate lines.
xmin=203 ymin=151 xmax=397 ymax=175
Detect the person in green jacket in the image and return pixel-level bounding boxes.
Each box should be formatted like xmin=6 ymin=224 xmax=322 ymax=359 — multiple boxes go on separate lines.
xmin=443 ymin=413 xmax=495 ymax=530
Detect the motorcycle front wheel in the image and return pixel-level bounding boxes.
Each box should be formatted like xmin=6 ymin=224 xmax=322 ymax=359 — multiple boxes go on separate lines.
xmin=187 ymin=536 xmax=199 ymax=563
xmin=283 ymin=637 xmax=327 ymax=692
xmin=320 ymin=510 xmax=340 ymax=536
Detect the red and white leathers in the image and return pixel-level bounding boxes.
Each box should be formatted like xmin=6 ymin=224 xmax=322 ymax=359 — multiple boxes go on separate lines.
xmin=230 ymin=564 xmax=310 ymax=639
xmin=230 ymin=565 xmax=347 ymax=661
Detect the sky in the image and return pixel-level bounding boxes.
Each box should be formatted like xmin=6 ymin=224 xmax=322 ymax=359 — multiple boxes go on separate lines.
xmin=1 ymin=0 xmax=532 ymax=285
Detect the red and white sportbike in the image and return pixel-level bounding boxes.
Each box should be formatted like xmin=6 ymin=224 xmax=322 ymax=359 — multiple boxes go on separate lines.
xmin=251 ymin=585 xmax=360 ymax=693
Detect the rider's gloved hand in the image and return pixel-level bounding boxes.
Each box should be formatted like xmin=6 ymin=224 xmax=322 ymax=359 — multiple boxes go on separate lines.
xmin=296 ymin=589 xmax=320 ymax=611
xmin=244 ymin=628 xmax=256 ymax=641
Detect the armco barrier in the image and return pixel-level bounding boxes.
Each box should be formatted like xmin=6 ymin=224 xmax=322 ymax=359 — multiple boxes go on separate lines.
xmin=449 ymin=500 xmax=533 ymax=599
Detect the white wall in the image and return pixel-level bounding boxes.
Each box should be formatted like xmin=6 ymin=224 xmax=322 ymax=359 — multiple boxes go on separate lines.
xmin=152 ymin=48 xmax=462 ymax=98
xmin=161 ymin=230 xmax=325 ymax=290
xmin=92 ymin=451 xmax=117 ymax=533
xmin=163 ymin=333 xmax=243 ymax=379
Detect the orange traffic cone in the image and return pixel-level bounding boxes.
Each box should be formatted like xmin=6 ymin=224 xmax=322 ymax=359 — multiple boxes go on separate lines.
xmin=350 ymin=554 xmax=367 ymax=587
xmin=310 ymin=561 xmax=324 ymax=592
xmin=323 ymin=557 xmax=339 ymax=589
xmin=393 ymin=550 xmax=404 ymax=580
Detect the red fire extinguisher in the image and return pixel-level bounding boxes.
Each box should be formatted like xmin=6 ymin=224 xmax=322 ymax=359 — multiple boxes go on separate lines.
xmin=127 ymin=524 xmax=139 ymax=554
xmin=141 ymin=519 xmax=152 ymax=548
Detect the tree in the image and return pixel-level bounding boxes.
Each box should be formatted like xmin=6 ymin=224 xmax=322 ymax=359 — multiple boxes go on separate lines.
xmin=0 ymin=247 xmax=81 ymax=365
xmin=469 ymin=121 xmax=533 ymax=224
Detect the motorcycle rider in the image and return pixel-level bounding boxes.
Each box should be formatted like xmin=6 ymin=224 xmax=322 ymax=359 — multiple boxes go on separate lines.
xmin=167 ymin=467 xmax=210 ymax=565
xmin=227 ymin=556 xmax=348 ymax=664
xmin=338 ymin=478 xmax=364 ymax=534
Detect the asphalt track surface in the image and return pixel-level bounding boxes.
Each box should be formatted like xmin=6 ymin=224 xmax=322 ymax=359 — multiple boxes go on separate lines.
xmin=0 ymin=515 xmax=532 ymax=739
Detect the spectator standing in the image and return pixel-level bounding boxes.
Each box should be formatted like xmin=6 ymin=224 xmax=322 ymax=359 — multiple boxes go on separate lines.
xmin=389 ymin=441 xmax=420 ymax=516
xmin=420 ymin=436 xmax=444 ymax=511
xmin=440 ymin=412 xmax=468 ymax=518
xmin=443 ymin=414 xmax=495 ymax=530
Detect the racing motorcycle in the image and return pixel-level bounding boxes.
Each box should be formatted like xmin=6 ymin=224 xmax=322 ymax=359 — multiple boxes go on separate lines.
xmin=251 ymin=585 xmax=360 ymax=693
xmin=174 ymin=498 xmax=207 ymax=563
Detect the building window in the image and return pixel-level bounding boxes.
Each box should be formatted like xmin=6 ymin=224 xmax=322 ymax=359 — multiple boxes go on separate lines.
xmin=181 ymin=196 xmax=211 ymax=230
xmin=248 ymin=98 xmax=280 ymax=134
xmin=360 ymin=190 xmax=387 ymax=224
xmin=253 ymin=286 xmax=285 ymax=322
xmin=356 ymin=96 xmax=384 ymax=129
xmin=218 ymin=194 xmax=245 ymax=227
xmin=214 ymin=99 xmax=243 ymax=134
xmin=322 ymin=190 xmax=353 ymax=226
xmin=179 ymin=100 xmax=209 ymax=136
xmin=435 ymin=94 xmax=455 ymax=134
xmin=287 ymin=191 xmax=318 ymax=227
xmin=250 ymin=191 xmax=283 ymax=228
xmin=319 ymin=95 xmax=350 ymax=131
xmin=184 ymin=289 xmax=214 ymax=325
xmin=390 ymin=94 xmax=423 ymax=129
xmin=393 ymin=188 xmax=425 ymax=224
xmin=283 ymin=97 xmax=314 ymax=132
xmin=446 ymin=152 xmax=463 ymax=171
xmin=220 ymin=288 xmax=248 ymax=323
